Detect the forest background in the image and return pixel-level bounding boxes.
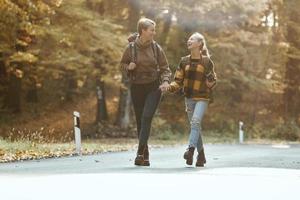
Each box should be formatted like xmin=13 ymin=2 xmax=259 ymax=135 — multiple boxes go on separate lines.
xmin=0 ymin=0 xmax=299 ymax=161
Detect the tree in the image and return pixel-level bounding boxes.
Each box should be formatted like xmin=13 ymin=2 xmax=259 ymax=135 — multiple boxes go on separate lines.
xmin=114 ymin=0 xmax=141 ymax=129
xmin=282 ymin=0 xmax=300 ymax=123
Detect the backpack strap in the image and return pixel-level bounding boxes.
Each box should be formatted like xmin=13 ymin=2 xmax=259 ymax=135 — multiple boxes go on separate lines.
xmin=151 ymin=41 xmax=160 ymax=72
xmin=129 ymin=42 xmax=137 ymax=63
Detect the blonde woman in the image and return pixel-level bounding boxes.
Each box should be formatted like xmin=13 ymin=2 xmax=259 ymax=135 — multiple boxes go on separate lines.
xmin=161 ymin=32 xmax=217 ymax=167
xmin=120 ymin=18 xmax=171 ymax=166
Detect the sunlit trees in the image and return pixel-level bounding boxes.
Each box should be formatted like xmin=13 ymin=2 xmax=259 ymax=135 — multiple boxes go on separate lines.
xmin=1 ymin=0 xmax=298 ymax=139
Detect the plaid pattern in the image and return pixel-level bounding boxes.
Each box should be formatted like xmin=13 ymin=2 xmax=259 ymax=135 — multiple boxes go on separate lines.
xmin=169 ymin=55 xmax=217 ymax=101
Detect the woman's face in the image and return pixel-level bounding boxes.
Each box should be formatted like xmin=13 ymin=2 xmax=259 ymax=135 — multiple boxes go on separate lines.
xmin=141 ymin=24 xmax=156 ymax=41
xmin=187 ymin=35 xmax=203 ymax=50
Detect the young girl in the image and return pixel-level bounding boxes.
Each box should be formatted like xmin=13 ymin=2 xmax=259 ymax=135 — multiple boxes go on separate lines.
xmin=160 ymin=32 xmax=217 ymax=167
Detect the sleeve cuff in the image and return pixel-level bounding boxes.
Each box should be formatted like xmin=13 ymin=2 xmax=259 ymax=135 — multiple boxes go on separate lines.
xmin=208 ymin=81 xmax=217 ymax=89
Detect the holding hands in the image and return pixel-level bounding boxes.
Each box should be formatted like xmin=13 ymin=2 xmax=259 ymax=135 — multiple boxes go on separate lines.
xmin=159 ymin=81 xmax=170 ymax=92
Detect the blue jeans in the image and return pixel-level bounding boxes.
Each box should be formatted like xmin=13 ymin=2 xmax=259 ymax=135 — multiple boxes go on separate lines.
xmin=185 ymin=98 xmax=208 ymax=153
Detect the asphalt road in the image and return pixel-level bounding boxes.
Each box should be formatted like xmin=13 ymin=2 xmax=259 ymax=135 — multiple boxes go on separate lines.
xmin=1 ymin=144 xmax=300 ymax=200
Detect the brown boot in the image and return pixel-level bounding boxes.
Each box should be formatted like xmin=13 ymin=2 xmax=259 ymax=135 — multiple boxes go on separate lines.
xmin=143 ymin=145 xmax=150 ymax=166
xmin=134 ymin=144 xmax=145 ymax=166
xmin=183 ymin=147 xmax=195 ymax=165
xmin=134 ymin=155 xmax=144 ymax=166
xmin=195 ymin=148 xmax=206 ymax=167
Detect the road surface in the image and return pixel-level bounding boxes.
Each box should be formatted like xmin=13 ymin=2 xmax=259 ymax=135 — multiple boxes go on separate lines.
xmin=0 ymin=144 xmax=300 ymax=200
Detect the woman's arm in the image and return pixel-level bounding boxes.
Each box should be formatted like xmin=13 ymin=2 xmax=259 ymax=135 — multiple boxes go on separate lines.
xmin=120 ymin=44 xmax=131 ymax=73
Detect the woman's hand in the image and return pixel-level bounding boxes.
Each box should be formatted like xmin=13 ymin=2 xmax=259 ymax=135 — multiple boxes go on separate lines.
xmin=127 ymin=62 xmax=136 ymax=71
xmin=159 ymin=82 xmax=170 ymax=92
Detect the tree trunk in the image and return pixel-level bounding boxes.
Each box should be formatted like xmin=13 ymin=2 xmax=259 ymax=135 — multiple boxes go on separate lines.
xmin=96 ymin=79 xmax=108 ymax=122
xmin=283 ymin=56 xmax=300 ymax=120
xmin=65 ymin=72 xmax=77 ymax=102
xmin=282 ymin=0 xmax=300 ymax=123
xmin=117 ymin=0 xmax=139 ymax=128
xmin=6 ymin=70 xmax=22 ymax=113
xmin=158 ymin=11 xmax=173 ymax=46
xmin=0 ymin=57 xmax=8 ymax=109
xmin=128 ymin=0 xmax=141 ymax=32
xmin=115 ymin=73 xmax=133 ymax=129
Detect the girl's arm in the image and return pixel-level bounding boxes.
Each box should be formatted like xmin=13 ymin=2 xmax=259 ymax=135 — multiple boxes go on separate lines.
xmin=206 ymin=59 xmax=217 ymax=89
xmin=168 ymin=58 xmax=184 ymax=92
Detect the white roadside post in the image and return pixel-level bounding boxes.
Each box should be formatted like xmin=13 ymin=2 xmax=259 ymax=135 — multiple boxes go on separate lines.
xmin=73 ymin=111 xmax=82 ymax=155
xmin=239 ymin=121 xmax=244 ymax=144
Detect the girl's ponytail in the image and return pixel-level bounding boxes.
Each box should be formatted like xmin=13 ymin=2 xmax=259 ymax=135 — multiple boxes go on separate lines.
xmin=201 ymin=45 xmax=210 ymax=58
xmin=191 ymin=32 xmax=210 ymax=58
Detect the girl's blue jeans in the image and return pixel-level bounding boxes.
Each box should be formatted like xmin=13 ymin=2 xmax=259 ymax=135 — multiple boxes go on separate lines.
xmin=185 ymin=98 xmax=208 ymax=153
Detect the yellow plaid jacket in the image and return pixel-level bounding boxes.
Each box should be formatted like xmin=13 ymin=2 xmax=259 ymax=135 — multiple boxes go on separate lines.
xmin=168 ymin=55 xmax=217 ymax=102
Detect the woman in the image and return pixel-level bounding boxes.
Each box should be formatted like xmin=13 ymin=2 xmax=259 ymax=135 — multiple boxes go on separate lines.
xmin=160 ymin=32 xmax=217 ymax=167
xmin=120 ymin=18 xmax=171 ymax=166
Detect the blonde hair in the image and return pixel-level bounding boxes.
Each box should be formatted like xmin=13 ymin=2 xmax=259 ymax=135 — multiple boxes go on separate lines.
xmin=191 ymin=32 xmax=210 ymax=58
xmin=137 ymin=18 xmax=156 ymax=35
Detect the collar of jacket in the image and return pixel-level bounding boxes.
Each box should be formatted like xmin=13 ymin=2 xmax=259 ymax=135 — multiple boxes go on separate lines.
xmin=135 ymin=37 xmax=153 ymax=49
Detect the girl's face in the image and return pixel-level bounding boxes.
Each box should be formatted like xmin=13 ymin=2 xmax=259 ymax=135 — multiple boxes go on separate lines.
xmin=141 ymin=24 xmax=156 ymax=41
xmin=187 ymin=35 xmax=203 ymax=50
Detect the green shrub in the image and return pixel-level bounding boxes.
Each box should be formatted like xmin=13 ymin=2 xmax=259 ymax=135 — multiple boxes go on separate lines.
xmin=269 ymin=121 xmax=300 ymax=141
